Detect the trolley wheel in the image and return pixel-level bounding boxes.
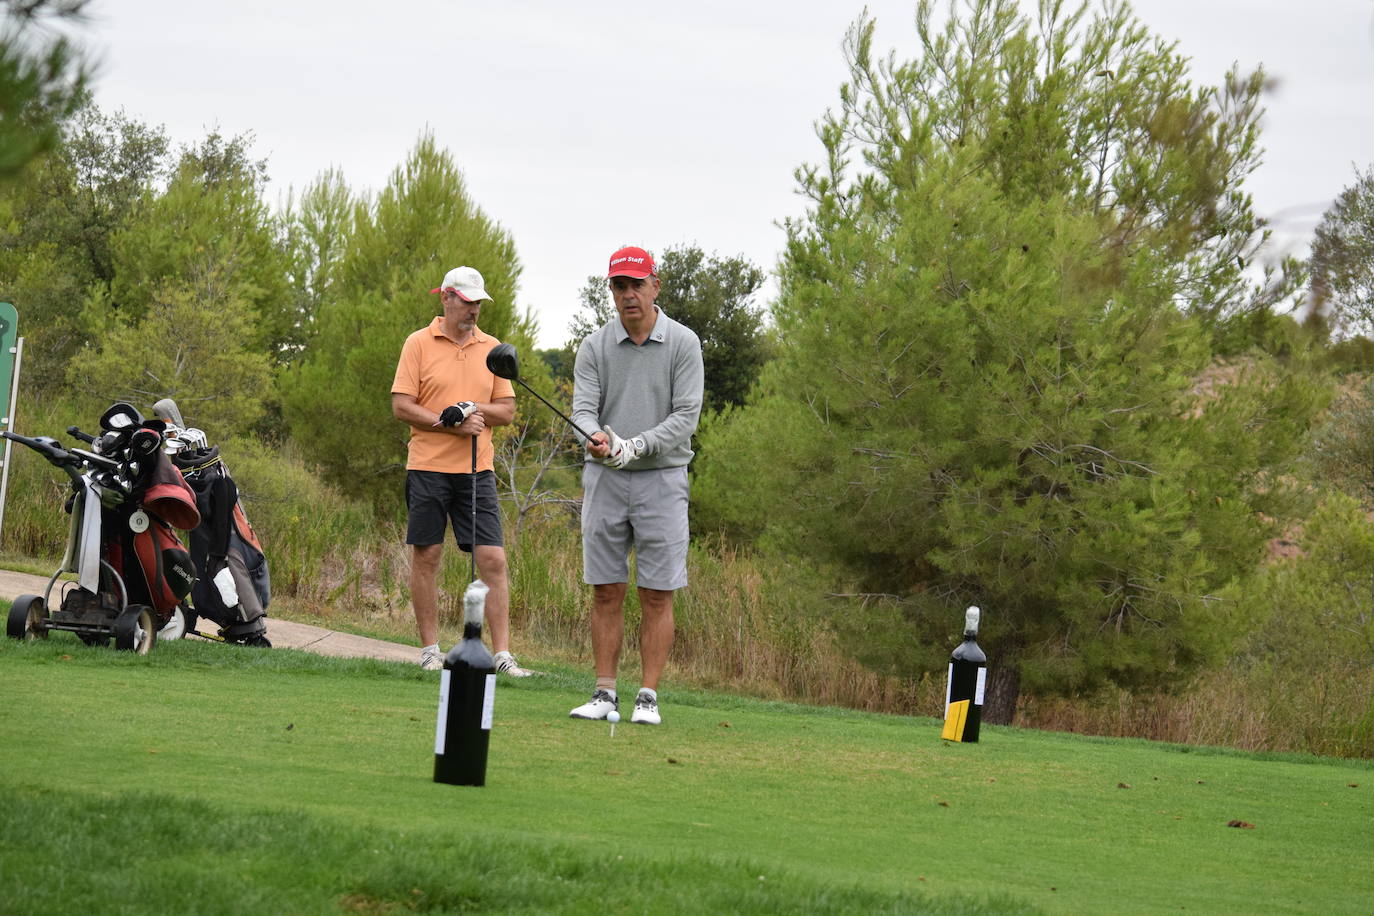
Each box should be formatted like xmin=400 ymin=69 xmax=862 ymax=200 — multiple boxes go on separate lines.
xmin=7 ymin=595 xmax=49 ymax=640
xmin=114 ymin=606 xmax=156 ymax=655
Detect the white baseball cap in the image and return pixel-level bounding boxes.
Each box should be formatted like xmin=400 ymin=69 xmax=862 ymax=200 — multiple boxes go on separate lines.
xmin=429 ymin=266 xmax=492 ymax=302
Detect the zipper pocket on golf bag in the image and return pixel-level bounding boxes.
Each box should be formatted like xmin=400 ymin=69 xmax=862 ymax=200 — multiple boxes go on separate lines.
xmin=107 ymin=515 xmax=196 ymax=620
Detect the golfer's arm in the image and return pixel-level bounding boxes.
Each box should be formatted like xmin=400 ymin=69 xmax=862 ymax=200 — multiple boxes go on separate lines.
xmin=481 ymin=397 xmax=516 ymax=427
xmin=641 ymin=344 xmax=704 ymax=453
xmin=570 ymin=344 xmax=602 ymax=445
xmin=392 ymin=392 xmax=440 ymax=429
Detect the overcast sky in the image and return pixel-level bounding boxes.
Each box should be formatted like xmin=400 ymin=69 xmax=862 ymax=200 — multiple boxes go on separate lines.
xmin=79 ymin=1 xmax=1374 ymax=347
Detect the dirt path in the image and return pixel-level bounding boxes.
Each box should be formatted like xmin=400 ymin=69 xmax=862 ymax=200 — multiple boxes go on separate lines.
xmin=0 ymin=568 xmax=416 ymax=664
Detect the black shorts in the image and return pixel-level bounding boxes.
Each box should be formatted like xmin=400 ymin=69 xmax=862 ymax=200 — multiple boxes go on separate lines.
xmin=405 ymin=470 xmax=504 ymax=551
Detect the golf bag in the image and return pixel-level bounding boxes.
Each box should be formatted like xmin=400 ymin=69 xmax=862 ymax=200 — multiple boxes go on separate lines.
xmin=172 ymin=446 xmax=271 ymax=646
xmin=106 ymin=492 xmax=199 ymax=621
xmin=4 ymin=402 xmax=200 ymax=652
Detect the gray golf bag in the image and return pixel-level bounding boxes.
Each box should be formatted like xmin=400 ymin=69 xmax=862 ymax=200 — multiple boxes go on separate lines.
xmin=172 ymin=446 xmax=271 ymax=646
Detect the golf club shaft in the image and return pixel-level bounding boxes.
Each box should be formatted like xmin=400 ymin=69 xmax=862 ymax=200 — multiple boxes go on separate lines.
xmin=515 ymin=378 xmax=597 ymax=441
xmin=470 ymin=435 xmax=477 ymax=582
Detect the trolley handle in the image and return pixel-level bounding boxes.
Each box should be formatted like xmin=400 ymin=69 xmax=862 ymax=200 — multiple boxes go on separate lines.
xmin=3 ymin=432 xmax=134 ymax=492
xmin=3 ymin=430 xmax=74 ymax=466
xmin=66 ymin=425 xmax=97 ymax=444
xmin=2 ymin=431 xmax=85 ymax=485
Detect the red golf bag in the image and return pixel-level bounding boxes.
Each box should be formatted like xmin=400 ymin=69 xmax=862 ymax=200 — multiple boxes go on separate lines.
xmin=105 ymin=468 xmax=200 ymax=623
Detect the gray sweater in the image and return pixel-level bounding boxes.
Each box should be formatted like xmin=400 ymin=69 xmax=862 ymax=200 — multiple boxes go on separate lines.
xmin=571 ymin=307 xmax=704 ymax=469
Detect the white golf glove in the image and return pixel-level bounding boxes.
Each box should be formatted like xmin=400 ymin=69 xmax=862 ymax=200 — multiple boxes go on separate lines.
xmin=601 ymin=425 xmax=646 ymax=469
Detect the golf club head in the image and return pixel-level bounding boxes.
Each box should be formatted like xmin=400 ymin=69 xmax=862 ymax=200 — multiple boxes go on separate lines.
xmin=152 ymin=398 xmax=186 ymax=429
xmin=486 ymin=343 xmax=520 ymax=381
xmin=99 ymin=402 xmax=144 ymax=432
xmin=128 ymin=426 xmax=163 ymax=458
xmin=95 ymin=429 xmax=129 ymax=456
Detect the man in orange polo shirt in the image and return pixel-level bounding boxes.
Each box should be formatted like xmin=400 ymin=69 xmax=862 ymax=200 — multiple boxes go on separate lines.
xmin=391 ymin=266 xmax=531 ymax=675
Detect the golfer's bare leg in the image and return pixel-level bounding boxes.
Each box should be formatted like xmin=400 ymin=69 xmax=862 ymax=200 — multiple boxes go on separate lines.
xmin=637 ymin=587 xmax=675 ymax=691
xmin=475 ymin=545 xmax=511 ymax=653
xmin=591 ymin=582 xmax=627 ymax=681
xmin=410 ymin=544 xmax=443 ymax=647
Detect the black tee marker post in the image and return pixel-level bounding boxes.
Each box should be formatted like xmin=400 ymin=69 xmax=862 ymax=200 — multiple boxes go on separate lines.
xmin=434 ymin=579 xmax=496 ymax=785
xmin=941 ymin=606 xmax=987 ymax=743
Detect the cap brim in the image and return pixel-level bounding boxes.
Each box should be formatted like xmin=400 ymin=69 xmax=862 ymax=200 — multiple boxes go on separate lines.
xmin=431 ymin=286 xmax=493 ymax=301
xmin=607 ymin=269 xmax=655 ymax=279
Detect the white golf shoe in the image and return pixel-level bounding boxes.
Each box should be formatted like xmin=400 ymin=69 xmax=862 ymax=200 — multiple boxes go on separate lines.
xmin=493 ymin=651 xmax=533 ymax=677
xmin=569 ymin=689 xmax=618 ymax=719
xmin=630 ymin=689 xmax=661 ymax=725
xmin=419 ymin=645 xmax=444 ymax=671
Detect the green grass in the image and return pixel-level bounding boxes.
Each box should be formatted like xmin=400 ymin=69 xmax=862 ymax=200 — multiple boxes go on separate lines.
xmin=1 ymin=636 xmax=1370 ymax=914
xmin=0 ymin=553 xmax=61 ymax=578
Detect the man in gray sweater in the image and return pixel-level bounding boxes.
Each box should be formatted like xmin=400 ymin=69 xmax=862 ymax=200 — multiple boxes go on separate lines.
xmin=568 ymin=246 xmax=704 ymax=726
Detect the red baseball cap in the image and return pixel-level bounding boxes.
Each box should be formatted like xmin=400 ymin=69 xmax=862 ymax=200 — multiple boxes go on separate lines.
xmin=607 ymin=246 xmax=656 ymax=279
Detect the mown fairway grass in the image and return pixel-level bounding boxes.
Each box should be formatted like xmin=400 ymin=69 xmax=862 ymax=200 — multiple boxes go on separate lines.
xmin=1 ymin=636 xmax=1370 ymax=915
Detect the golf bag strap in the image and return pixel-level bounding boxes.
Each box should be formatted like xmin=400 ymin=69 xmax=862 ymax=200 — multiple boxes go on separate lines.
xmin=209 ymin=475 xmax=237 ymax=563
xmin=117 ymin=515 xmax=160 ymax=609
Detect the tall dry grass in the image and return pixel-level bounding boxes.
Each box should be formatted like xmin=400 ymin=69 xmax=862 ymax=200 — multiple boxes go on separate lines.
xmin=1018 ymin=666 xmax=1374 ymax=757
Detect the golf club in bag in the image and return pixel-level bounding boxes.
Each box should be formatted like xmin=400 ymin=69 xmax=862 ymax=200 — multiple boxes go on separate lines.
xmin=155 ymin=398 xmax=272 ymax=647
xmin=4 ymin=402 xmax=200 ymax=653
xmin=485 ymin=343 xmax=596 ymax=441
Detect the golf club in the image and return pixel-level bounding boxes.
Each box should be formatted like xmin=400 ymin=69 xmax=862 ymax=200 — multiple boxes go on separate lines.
xmin=152 ymin=398 xmax=186 ymax=429
xmin=485 ymin=343 xmax=597 ymax=441
xmin=470 ymin=435 xmax=478 ymax=583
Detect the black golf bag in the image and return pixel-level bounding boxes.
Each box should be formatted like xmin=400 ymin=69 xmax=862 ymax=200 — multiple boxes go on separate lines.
xmin=172 ymin=447 xmax=271 ymax=646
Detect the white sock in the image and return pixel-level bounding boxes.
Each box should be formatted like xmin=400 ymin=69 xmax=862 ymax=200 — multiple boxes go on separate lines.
xmin=422 ymin=643 xmax=440 ymax=654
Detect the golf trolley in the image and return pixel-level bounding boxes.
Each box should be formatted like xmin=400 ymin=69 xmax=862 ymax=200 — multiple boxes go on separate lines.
xmin=3 ymin=402 xmax=200 ymax=653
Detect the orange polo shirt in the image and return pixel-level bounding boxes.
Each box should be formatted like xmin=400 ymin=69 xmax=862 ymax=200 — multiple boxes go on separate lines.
xmin=392 ymin=318 xmax=516 ymax=473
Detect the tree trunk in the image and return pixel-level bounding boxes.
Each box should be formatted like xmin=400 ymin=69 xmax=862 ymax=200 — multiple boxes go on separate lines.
xmin=983 ymin=664 xmax=1020 ymax=726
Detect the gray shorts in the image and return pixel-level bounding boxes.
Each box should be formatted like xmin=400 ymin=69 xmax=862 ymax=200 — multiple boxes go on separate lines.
xmin=581 ymin=462 xmax=689 ymax=590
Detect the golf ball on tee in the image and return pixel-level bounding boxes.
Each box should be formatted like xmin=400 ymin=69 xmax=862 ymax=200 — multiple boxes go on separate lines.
xmin=607 ymin=710 xmax=620 ymax=724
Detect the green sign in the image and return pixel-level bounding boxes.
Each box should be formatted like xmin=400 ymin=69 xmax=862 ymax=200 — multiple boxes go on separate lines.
xmin=0 ymin=302 xmax=16 ymax=428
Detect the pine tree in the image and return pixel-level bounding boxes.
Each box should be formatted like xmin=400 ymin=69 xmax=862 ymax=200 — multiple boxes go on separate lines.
xmin=0 ymin=0 xmax=91 ymax=179
xmin=282 ymin=167 xmax=354 ymax=359
xmin=105 ymin=132 xmax=294 ymax=360
xmin=68 ymin=270 xmax=273 ymax=431
xmin=0 ymin=103 xmax=169 ymax=390
xmin=1309 ymin=165 xmax=1374 ymax=337
xmin=694 ymin=0 xmax=1328 ymax=722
